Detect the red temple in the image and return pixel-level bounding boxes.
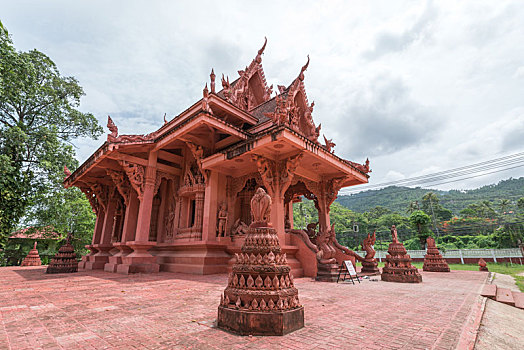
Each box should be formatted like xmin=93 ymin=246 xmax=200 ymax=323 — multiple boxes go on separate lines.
xmin=65 ymin=39 xmax=370 ymax=276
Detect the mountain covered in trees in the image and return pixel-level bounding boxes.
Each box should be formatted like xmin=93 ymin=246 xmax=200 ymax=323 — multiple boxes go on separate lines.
xmin=337 ymin=177 xmax=524 ymax=215
xmin=293 ymin=177 xmax=524 ymax=251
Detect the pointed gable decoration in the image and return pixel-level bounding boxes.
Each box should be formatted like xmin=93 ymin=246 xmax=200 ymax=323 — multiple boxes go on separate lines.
xmin=220 ymin=37 xmax=273 ymax=112
xmin=264 ymin=55 xmax=321 ymax=144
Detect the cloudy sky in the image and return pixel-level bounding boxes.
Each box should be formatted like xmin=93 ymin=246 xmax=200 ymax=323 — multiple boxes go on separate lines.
xmin=2 ymin=0 xmax=523 ymax=193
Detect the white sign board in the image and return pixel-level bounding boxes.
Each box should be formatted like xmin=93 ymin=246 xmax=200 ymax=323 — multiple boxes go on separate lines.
xmin=344 ymin=260 xmax=357 ymax=276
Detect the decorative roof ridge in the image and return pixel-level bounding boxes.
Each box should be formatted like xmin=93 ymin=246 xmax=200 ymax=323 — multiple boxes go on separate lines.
xmin=217 ymin=38 xmax=273 ymax=111
xmin=219 ymin=124 xmax=370 ymax=178
xmin=65 ymin=109 xmax=254 ymax=187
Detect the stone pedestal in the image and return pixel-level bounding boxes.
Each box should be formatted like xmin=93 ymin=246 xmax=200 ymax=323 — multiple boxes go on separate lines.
xmin=381 ymin=241 xmax=422 ymax=283
xmin=360 ymin=260 xmax=380 ymax=275
xmin=104 ymin=243 xmax=132 ymax=272
xmin=218 ymin=305 xmax=304 ymax=336
xmin=423 ymin=237 xmax=449 ymax=272
xmin=117 ymin=241 xmax=159 ymax=274
xmin=79 ymin=245 xmax=97 ymax=269
xmin=85 ymin=244 xmax=112 ymax=270
xmin=315 ymin=263 xmax=340 ymax=282
xmin=217 ymin=226 xmax=304 ymax=335
xmin=46 ymin=242 xmax=78 ymax=274
xmin=21 ymin=242 xmax=41 ymax=266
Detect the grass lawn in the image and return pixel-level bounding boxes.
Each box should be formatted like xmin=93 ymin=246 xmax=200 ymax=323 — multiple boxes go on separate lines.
xmin=365 ymin=261 xmax=524 ymax=292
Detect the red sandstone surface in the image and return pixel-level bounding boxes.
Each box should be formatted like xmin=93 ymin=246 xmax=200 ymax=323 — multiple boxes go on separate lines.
xmin=0 ymin=267 xmax=488 ymax=349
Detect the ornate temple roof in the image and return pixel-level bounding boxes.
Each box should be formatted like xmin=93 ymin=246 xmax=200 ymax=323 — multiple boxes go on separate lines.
xmin=64 ymin=39 xmax=370 ymax=190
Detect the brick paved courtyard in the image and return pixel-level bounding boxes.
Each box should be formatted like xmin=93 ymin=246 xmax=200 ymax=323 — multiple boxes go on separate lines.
xmin=0 ymin=267 xmax=488 ymax=349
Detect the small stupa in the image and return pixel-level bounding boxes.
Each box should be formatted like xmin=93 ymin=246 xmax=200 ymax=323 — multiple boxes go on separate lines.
xmin=381 ymin=225 xmax=422 ymax=283
xmin=21 ymin=242 xmax=42 ymax=266
xmin=478 ymin=258 xmax=489 ymax=272
xmin=46 ymin=233 xmax=78 ymax=274
xmin=217 ymin=188 xmax=304 ymax=335
xmin=423 ymin=236 xmax=450 ymax=272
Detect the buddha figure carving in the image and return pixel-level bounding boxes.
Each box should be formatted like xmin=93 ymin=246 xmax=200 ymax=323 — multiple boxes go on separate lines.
xmin=250 ymin=188 xmax=272 ymax=227
xmin=217 ymin=202 xmax=228 ymax=237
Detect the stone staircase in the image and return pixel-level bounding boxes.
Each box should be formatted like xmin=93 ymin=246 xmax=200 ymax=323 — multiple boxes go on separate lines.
xmin=481 ymin=284 xmax=524 ymax=309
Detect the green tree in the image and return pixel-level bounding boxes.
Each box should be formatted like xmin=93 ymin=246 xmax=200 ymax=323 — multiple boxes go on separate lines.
xmin=0 ymin=21 xmax=102 ymax=253
xmin=518 ymin=197 xmax=524 ymax=212
xmin=406 ymin=201 xmax=419 ymax=214
xmin=460 ymin=201 xmax=497 ymax=219
xmin=409 ymin=210 xmax=431 ymax=249
xmin=422 ymin=192 xmax=439 ymax=213
xmin=25 ymin=168 xmax=96 ymax=255
xmin=498 ymin=198 xmax=510 ymax=214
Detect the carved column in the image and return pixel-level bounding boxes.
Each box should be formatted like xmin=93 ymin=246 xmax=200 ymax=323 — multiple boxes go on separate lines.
xmin=252 ymin=153 xmax=303 ymax=245
xmin=91 ymin=208 xmax=105 ymax=246
xmin=118 ymin=151 xmax=160 ymax=274
xmin=90 ymin=191 xmax=118 ymax=269
xmin=106 ymin=190 xmax=138 ymax=273
xmin=121 ymin=190 xmax=139 ymax=242
xmin=135 ymin=165 xmax=157 ymax=242
xmin=287 ymin=201 xmax=294 ymax=229
xmin=155 ymin=181 xmax=168 ymax=243
xmin=173 ymin=196 xmax=182 ymax=236
xmin=80 ymin=207 xmax=104 ymax=269
xmin=194 ymin=191 xmax=205 ymax=239
xmin=202 ymin=170 xmax=218 ymax=242
xmin=85 ymin=184 xmax=111 ymax=270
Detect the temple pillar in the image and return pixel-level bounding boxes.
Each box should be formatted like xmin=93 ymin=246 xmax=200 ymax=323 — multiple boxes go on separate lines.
xmin=135 ymin=166 xmax=156 ymax=242
xmin=317 ymin=196 xmax=331 ymax=233
xmin=118 ymin=152 xmax=160 ymax=274
xmin=318 ymin=209 xmax=331 ymax=233
xmin=173 ymin=196 xmax=181 ymax=234
xmin=270 ymin=193 xmax=286 ymax=245
xmin=80 ymin=208 xmax=104 ymax=269
xmin=202 ymin=170 xmax=218 ymax=241
xmin=121 ymin=190 xmax=139 ymax=242
xmin=105 ymin=192 xmax=138 ymax=273
xmin=287 ymin=201 xmax=294 ymax=229
xmin=88 ymin=196 xmax=117 ymax=270
xmin=195 ymin=191 xmax=205 ymax=237
xmin=91 ymin=208 xmax=105 ymax=245
xmin=156 ymin=181 xmax=168 ymax=243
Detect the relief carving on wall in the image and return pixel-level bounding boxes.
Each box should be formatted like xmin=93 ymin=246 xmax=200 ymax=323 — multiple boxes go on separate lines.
xmin=251 ymin=152 xmax=303 ymax=198
xmin=119 ymin=160 xmax=145 ymax=200
xmin=106 ymin=169 xmax=131 ymax=205
xmin=79 ymin=186 xmax=99 ymax=214
xmin=185 ymin=141 xmax=207 ymax=184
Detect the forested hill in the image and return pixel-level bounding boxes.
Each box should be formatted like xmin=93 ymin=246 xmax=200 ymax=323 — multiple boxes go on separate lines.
xmin=336 ymin=177 xmax=524 ymax=214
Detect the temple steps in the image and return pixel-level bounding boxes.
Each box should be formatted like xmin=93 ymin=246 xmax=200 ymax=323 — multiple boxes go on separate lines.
xmin=481 ymin=283 xmax=524 ymax=310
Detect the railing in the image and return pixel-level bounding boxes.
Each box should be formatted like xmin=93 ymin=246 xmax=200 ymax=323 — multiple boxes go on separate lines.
xmin=356 ymin=248 xmax=523 ymax=264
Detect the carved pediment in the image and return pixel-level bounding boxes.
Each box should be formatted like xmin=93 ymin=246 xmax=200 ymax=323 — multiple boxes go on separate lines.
xmin=263 ymin=57 xmax=321 ymax=144
xmin=221 ymin=38 xmax=273 ymax=111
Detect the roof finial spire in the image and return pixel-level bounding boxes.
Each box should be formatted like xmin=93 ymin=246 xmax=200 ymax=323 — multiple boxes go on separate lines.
xmin=255 ymin=37 xmax=267 ymax=64
xmin=210 ymin=68 xmax=216 ymax=93
xmin=299 ymin=55 xmax=310 ymax=81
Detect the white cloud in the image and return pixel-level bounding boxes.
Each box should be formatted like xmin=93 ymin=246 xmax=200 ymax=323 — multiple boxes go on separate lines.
xmin=2 ymin=0 xmax=524 ymax=191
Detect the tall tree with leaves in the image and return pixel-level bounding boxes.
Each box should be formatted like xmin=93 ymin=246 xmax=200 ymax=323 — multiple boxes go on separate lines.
xmin=0 ymin=21 xmax=102 ymax=254
xmin=498 ymin=198 xmax=510 ymax=215
xmin=409 ymin=210 xmax=431 ymax=249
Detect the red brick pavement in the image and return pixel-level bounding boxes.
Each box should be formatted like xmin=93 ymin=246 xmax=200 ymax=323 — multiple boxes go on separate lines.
xmin=0 ymin=267 xmax=488 ymax=349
